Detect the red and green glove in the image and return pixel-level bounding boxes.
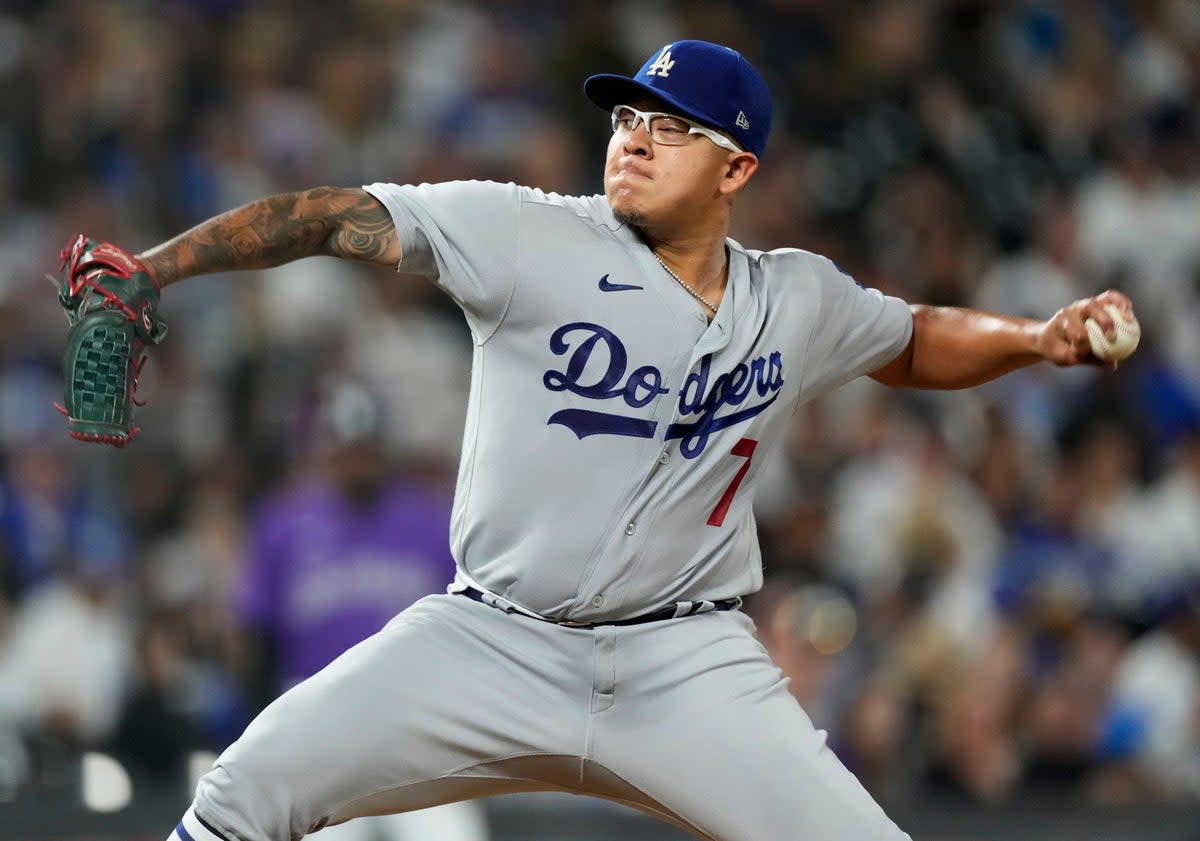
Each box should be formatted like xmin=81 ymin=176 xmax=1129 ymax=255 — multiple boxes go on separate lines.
xmin=52 ymin=234 xmax=167 ymax=446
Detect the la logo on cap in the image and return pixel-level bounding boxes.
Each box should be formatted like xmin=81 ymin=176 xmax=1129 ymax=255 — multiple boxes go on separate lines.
xmin=645 ymin=45 xmax=675 ymax=78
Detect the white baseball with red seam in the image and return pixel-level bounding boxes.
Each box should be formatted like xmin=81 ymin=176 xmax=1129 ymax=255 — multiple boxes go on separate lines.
xmin=1085 ymin=304 xmax=1140 ymax=361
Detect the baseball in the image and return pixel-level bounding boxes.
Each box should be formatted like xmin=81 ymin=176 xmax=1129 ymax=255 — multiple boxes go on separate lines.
xmin=1085 ymin=304 xmax=1140 ymax=361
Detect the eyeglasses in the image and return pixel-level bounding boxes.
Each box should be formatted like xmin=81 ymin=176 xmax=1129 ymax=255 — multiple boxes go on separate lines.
xmin=611 ymin=105 xmax=743 ymax=154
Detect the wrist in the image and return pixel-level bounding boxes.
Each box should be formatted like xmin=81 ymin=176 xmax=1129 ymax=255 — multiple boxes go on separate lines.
xmin=1022 ymin=319 xmax=1048 ymax=360
xmin=136 ymin=248 xmax=177 ymax=289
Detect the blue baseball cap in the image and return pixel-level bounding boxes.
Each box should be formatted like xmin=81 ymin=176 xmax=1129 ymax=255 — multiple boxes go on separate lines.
xmin=584 ymin=40 xmax=772 ymax=158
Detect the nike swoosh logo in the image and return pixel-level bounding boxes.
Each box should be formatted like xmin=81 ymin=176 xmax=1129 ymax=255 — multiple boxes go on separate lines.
xmin=598 ymin=274 xmax=644 ymax=292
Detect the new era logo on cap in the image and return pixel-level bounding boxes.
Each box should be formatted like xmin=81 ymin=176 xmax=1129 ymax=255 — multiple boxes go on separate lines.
xmin=583 ymin=39 xmax=773 ymax=158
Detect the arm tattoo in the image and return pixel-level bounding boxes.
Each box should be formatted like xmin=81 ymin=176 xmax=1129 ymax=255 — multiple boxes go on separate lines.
xmin=138 ymin=187 xmax=398 ymax=287
xmin=324 ymin=191 xmax=397 ymax=263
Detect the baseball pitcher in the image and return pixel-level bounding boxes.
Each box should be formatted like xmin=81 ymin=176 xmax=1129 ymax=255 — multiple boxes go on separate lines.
xmin=55 ymin=40 xmax=1135 ymax=841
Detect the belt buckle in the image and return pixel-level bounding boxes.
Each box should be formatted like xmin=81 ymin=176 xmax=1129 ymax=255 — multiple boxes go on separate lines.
xmin=556 ymin=618 xmax=595 ymax=628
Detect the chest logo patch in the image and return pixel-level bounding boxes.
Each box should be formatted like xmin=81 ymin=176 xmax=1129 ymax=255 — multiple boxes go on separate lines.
xmin=542 ymin=321 xmax=784 ymax=458
xmin=598 ymin=274 xmax=644 ymax=293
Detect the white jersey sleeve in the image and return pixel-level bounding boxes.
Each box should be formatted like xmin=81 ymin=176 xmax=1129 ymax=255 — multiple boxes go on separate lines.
xmin=796 ymin=255 xmax=912 ymax=400
xmin=363 ymin=180 xmax=521 ymax=342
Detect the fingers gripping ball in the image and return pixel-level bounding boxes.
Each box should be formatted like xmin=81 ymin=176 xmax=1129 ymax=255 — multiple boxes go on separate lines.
xmin=1084 ymin=304 xmax=1140 ymax=362
xmin=53 ymin=235 xmax=168 ymax=446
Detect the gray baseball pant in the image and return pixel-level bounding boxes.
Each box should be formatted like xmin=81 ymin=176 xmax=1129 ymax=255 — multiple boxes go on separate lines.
xmin=171 ymin=593 xmax=911 ymax=841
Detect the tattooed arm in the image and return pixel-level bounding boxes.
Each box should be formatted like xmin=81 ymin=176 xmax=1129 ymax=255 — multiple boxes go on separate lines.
xmin=137 ymin=187 xmax=399 ymax=287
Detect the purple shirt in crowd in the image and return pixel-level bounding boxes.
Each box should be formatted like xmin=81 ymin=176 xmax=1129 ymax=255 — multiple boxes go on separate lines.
xmin=236 ymin=479 xmax=455 ymax=690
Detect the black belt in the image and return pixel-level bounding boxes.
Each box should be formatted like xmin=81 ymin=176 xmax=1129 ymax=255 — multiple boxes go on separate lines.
xmin=458 ymin=586 xmax=740 ymax=628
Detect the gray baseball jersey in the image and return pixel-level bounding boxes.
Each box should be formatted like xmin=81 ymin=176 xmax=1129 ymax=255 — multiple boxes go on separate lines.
xmin=176 ymin=181 xmax=916 ymax=841
xmin=362 ymin=179 xmax=911 ymax=622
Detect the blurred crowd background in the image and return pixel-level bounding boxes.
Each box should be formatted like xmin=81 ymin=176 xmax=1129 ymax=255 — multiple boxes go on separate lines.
xmin=1 ymin=0 xmax=1200 ymax=833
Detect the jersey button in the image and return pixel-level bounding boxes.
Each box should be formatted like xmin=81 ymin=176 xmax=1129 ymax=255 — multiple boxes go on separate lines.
xmin=591 ymin=595 xmax=606 ymax=608
xmin=624 ymin=522 xmax=637 ymax=535
xmin=658 ymin=449 xmax=670 ymax=465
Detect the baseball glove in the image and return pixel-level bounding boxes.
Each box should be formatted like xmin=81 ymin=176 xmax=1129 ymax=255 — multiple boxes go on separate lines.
xmin=51 ymin=234 xmax=167 ymax=446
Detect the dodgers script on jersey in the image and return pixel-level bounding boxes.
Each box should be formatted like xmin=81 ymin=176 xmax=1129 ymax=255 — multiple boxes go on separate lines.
xmin=363 ymin=180 xmax=912 ymax=623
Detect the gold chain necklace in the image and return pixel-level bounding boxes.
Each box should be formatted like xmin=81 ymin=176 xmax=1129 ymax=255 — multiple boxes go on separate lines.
xmin=652 ymin=251 xmax=719 ymax=314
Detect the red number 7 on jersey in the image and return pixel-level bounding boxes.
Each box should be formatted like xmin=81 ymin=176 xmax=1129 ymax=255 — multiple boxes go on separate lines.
xmin=707 ymin=438 xmax=758 ymax=527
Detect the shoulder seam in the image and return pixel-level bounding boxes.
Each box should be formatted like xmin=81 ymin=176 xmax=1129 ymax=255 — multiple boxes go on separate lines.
xmin=793 ymin=256 xmax=822 ymax=410
xmin=476 ymin=191 xmax=524 ymax=346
